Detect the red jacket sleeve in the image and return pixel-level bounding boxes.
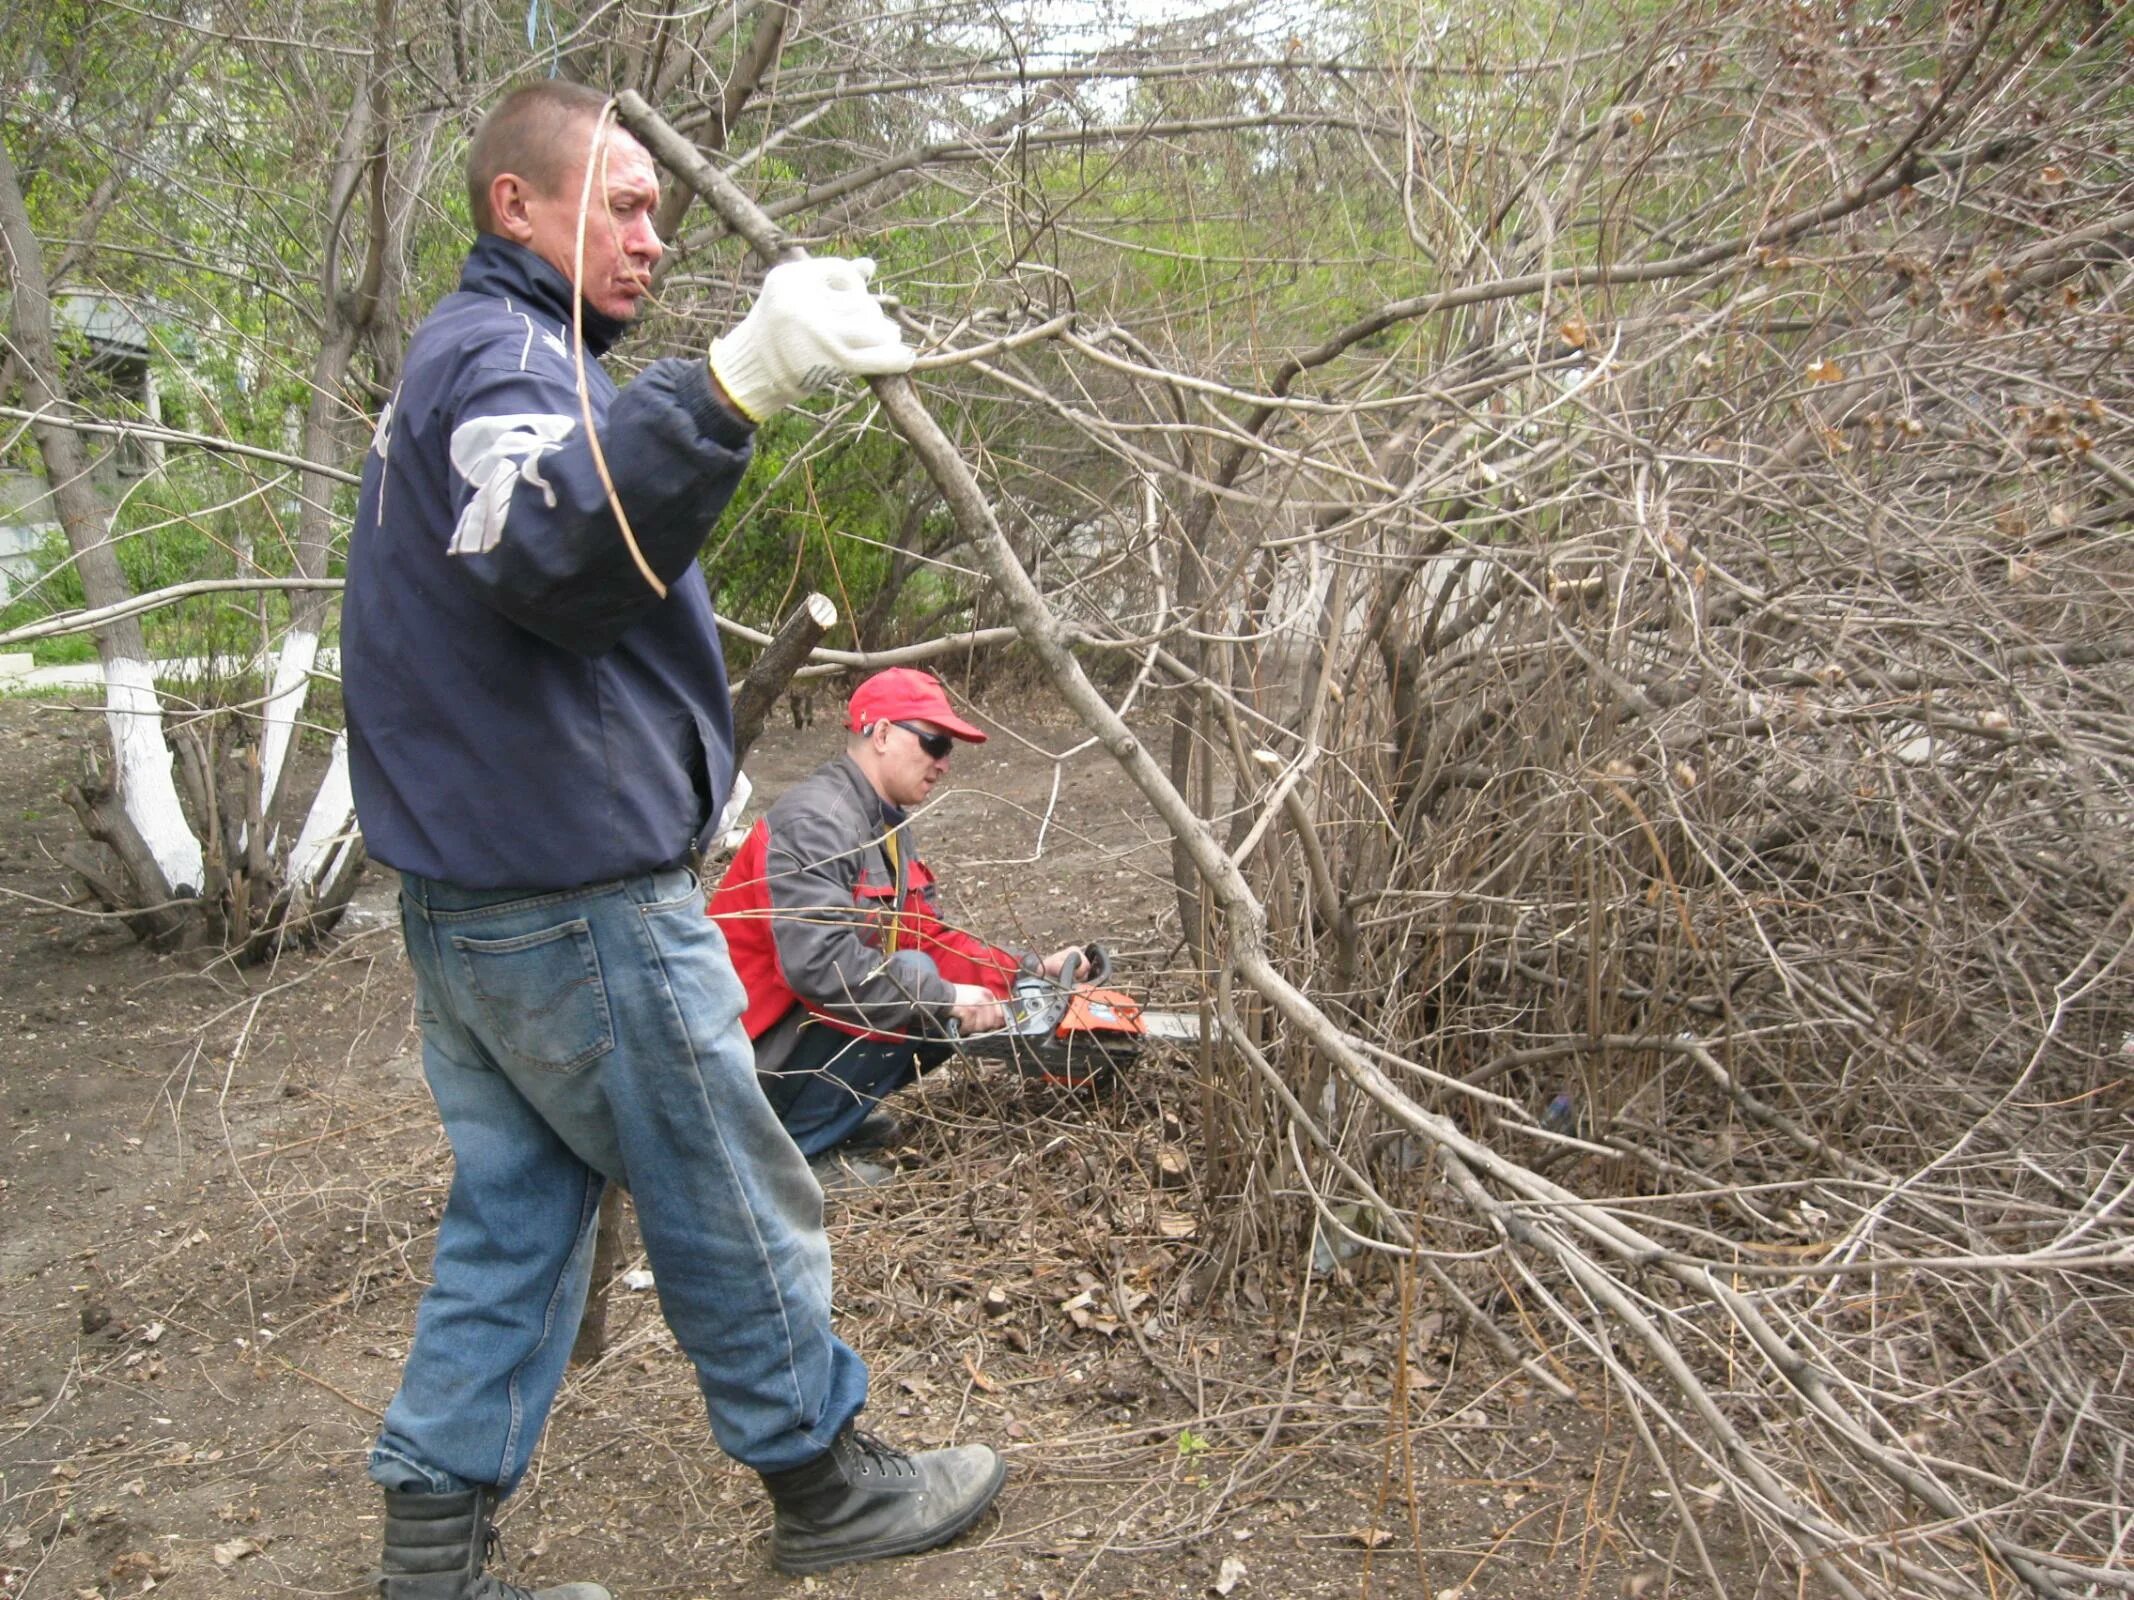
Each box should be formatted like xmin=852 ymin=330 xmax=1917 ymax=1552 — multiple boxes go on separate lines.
xmin=902 ymin=859 xmax=1028 ymax=996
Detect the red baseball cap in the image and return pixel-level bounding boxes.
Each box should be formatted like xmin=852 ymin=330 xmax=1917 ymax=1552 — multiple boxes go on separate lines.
xmin=846 ymin=668 xmax=988 ymax=743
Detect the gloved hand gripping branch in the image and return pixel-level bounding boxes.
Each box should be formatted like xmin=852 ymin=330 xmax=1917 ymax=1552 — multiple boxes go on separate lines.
xmin=710 ymin=257 xmax=914 ymax=423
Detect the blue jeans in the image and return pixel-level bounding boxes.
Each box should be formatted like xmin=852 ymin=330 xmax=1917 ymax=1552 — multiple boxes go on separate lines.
xmin=370 ymin=867 xmax=869 ymax=1495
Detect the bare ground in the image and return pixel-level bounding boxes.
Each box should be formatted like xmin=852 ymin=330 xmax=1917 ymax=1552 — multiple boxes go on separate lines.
xmin=0 ymin=693 xmax=1712 ymax=1600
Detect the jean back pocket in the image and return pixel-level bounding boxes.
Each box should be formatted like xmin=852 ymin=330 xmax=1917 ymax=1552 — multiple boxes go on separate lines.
xmin=451 ymin=919 xmax=615 ymax=1073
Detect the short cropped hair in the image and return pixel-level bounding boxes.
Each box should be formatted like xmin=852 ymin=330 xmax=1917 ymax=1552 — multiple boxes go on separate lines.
xmin=466 ymin=81 xmax=614 ymax=233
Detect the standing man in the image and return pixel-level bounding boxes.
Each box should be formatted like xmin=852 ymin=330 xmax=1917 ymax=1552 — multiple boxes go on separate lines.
xmin=341 ymin=82 xmax=1002 ymax=1597
xmin=709 ymin=669 xmax=1087 ymax=1186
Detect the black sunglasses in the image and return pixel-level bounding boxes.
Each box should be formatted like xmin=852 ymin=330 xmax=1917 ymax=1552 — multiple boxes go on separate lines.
xmin=889 ymin=720 xmax=954 ymax=760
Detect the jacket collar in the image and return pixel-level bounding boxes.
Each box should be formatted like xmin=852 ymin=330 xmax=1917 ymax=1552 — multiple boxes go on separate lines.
xmin=832 ymin=754 xmax=907 ymax=828
xmin=459 ymin=233 xmax=628 ymax=356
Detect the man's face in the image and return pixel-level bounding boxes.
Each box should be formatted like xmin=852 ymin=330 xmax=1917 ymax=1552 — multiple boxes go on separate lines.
xmin=876 ymin=719 xmax=953 ymax=809
xmin=501 ymin=122 xmax=664 ymax=322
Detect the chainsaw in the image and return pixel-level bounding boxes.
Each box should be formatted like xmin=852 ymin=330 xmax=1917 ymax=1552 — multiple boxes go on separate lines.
xmin=955 ymin=944 xmax=1204 ymax=1088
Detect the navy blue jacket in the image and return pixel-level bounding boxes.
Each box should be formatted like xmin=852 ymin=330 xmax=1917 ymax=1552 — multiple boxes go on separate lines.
xmin=342 ymin=235 xmax=754 ymax=888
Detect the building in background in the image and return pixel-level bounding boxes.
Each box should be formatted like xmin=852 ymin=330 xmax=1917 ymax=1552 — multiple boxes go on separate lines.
xmin=0 ymin=292 xmax=163 ymax=605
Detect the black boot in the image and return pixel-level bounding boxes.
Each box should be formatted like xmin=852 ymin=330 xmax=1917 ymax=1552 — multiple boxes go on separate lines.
xmin=760 ymin=1427 xmax=1006 ymax=1574
xmin=378 ymin=1487 xmax=609 ymax=1600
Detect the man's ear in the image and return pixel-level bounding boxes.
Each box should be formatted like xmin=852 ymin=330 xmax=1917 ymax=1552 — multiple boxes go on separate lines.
xmin=488 ymin=172 xmax=537 ymax=244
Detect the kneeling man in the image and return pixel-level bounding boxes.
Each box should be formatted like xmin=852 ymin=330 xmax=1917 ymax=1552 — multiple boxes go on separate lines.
xmin=710 ymin=669 xmax=1081 ymax=1178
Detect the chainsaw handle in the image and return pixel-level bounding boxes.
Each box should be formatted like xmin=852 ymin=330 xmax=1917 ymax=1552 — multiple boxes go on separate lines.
xmin=1078 ymin=942 xmax=1112 ymax=987
xmin=1046 ymin=943 xmax=1112 ymax=994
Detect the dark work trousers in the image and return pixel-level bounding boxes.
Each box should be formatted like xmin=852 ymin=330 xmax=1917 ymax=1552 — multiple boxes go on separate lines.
xmin=763 ymin=1019 xmax=954 ymax=1156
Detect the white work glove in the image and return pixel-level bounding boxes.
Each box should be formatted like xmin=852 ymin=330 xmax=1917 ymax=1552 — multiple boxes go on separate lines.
xmin=950 ymin=982 xmax=1005 ymax=1035
xmin=708 ymin=257 xmax=913 ymax=423
xmin=1038 ymin=944 xmax=1086 ymax=981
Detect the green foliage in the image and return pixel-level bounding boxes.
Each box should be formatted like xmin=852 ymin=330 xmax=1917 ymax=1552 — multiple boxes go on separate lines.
xmin=1 ymin=0 xmax=423 ymax=688
xmin=0 ymin=525 xmax=87 ymax=664
xmin=707 ymin=412 xmax=922 ymax=659
xmin=0 ymin=443 xmax=344 ymax=664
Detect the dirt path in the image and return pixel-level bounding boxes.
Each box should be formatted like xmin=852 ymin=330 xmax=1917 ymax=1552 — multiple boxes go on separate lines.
xmin=0 ymin=695 xmax=1689 ymax=1600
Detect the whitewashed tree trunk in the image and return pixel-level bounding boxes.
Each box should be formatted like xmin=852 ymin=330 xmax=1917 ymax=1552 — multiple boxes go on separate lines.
xmin=102 ymin=657 xmax=205 ymax=895
xmin=1 ymin=135 xmax=200 ymax=932
xmin=262 ymin=30 xmax=419 ymax=835
xmin=282 ymin=732 xmax=364 ymax=931
xmin=255 ymin=626 xmax=319 ymax=832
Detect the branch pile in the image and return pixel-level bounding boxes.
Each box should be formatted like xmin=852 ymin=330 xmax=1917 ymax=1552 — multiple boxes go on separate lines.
xmin=635 ymin=0 xmax=2134 ymax=1589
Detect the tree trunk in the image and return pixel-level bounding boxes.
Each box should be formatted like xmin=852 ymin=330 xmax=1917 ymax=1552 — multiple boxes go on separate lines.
xmin=262 ymin=0 xmax=394 ymax=832
xmin=0 ymin=133 xmax=199 ymax=934
xmin=280 ymin=733 xmax=367 ymax=938
xmin=730 ymin=592 xmax=837 ymax=759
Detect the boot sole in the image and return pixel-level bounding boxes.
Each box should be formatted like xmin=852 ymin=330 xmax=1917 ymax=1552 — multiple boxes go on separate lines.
xmin=770 ymin=1457 xmax=1008 ymax=1575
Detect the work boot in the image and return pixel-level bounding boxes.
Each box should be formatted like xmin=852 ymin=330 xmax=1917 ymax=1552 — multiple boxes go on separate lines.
xmin=808 ymin=1148 xmax=896 ymax=1192
xmin=846 ymin=1110 xmax=905 ymax=1150
xmin=378 ymin=1487 xmax=608 ymax=1600
xmin=760 ymin=1426 xmax=1006 ymax=1574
